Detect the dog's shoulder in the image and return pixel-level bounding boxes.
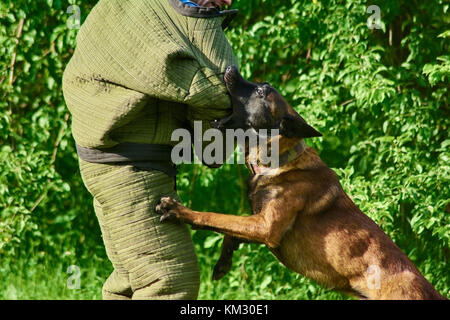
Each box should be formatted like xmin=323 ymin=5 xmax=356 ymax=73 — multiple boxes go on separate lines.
xmin=290 ymin=147 xmax=345 ymax=215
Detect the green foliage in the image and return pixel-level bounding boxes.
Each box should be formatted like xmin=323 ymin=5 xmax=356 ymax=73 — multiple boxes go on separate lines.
xmin=0 ymin=0 xmax=448 ymax=299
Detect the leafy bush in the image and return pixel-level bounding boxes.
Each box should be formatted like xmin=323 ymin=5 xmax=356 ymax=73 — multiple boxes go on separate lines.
xmin=0 ymin=0 xmax=448 ymax=299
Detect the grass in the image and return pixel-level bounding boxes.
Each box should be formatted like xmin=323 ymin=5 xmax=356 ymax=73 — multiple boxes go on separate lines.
xmin=0 ymin=229 xmax=349 ymax=300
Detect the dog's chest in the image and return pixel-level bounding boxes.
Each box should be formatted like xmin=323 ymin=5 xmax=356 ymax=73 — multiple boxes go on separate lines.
xmin=247 ymin=176 xmax=282 ymax=214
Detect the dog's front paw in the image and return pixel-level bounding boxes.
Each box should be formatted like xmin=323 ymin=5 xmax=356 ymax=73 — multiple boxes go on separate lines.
xmin=155 ymin=197 xmax=183 ymax=222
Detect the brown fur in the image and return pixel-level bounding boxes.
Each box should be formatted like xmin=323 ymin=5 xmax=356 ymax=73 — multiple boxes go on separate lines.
xmin=156 ymin=111 xmax=446 ymax=301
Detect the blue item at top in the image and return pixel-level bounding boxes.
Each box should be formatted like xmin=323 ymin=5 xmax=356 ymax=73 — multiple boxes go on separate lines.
xmin=180 ymin=0 xmax=199 ymax=7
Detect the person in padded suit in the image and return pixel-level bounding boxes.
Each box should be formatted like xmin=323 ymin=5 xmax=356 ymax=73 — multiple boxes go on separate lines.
xmin=62 ymin=0 xmax=236 ymax=299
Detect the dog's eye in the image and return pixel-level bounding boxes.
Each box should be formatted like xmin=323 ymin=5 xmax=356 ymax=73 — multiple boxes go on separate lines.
xmin=256 ymin=87 xmax=264 ymax=97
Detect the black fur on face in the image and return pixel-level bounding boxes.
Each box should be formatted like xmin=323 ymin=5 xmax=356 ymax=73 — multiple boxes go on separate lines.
xmin=211 ymin=65 xmax=322 ymax=140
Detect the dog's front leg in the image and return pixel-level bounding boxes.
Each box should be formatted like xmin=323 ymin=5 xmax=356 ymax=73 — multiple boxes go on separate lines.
xmin=155 ymin=197 xmax=280 ymax=248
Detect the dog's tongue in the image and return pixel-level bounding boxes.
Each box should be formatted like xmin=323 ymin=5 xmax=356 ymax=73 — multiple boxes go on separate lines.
xmin=253 ymin=164 xmax=262 ymax=175
xmin=250 ymin=163 xmax=271 ymax=176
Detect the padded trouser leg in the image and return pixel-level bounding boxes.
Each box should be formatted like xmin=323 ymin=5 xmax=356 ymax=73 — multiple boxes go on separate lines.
xmin=80 ymin=160 xmax=200 ymax=300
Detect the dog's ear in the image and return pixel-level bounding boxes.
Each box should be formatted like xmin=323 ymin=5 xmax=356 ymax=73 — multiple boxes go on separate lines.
xmin=279 ymin=114 xmax=322 ymax=139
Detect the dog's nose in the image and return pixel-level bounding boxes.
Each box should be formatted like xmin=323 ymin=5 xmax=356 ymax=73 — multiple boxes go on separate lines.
xmin=224 ymin=65 xmax=240 ymax=94
xmin=224 ymin=65 xmax=238 ymax=82
xmin=226 ymin=65 xmax=237 ymax=74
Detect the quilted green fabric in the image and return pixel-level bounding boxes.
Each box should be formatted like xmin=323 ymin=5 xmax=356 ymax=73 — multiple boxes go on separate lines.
xmin=79 ymin=159 xmax=200 ymax=299
xmin=62 ymin=0 xmax=238 ymax=149
xmin=62 ymin=0 xmax=239 ymax=300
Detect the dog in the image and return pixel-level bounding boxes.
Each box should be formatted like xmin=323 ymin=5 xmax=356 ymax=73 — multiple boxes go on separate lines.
xmin=156 ymin=65 xmax=446 ymax=300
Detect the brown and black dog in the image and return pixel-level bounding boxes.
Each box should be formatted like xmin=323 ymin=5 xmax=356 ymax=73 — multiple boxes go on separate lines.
xmin=156 ymin=65 xmax=446 ymax=300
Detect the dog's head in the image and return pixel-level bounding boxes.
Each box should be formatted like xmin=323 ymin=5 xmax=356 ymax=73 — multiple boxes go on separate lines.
xmin=213 ymin=65 xmax=321 ymax=139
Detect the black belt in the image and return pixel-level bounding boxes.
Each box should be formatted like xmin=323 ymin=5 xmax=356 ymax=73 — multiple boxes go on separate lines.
xmin=76 ymin=142 xmax=177 ymax=177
